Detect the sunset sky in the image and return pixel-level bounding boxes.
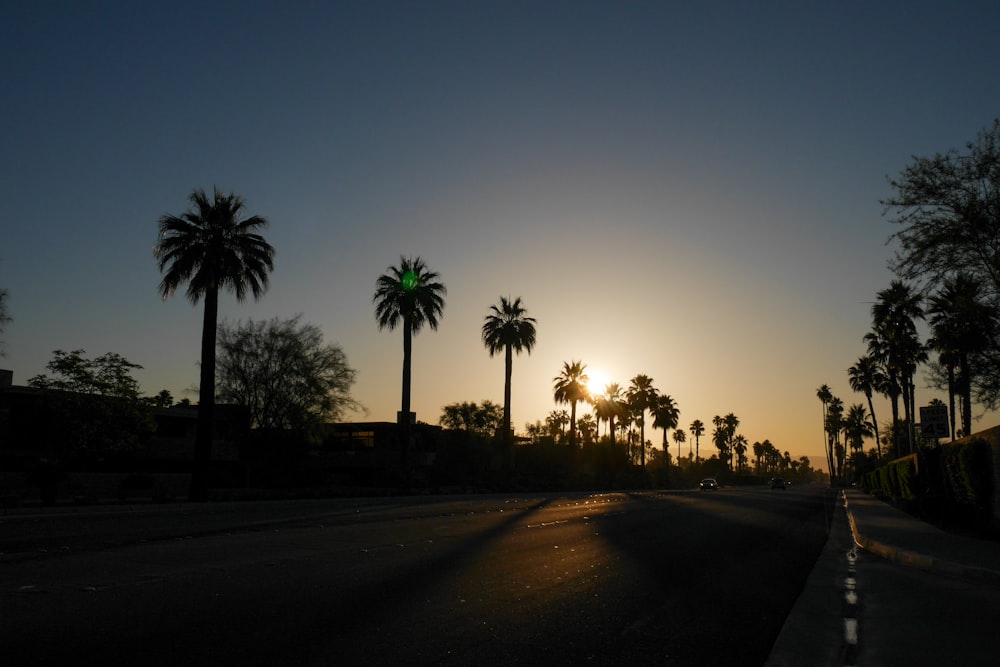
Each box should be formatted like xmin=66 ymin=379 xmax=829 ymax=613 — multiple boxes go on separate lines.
xmin=3 ymin=1 xmax=1000 ymax=467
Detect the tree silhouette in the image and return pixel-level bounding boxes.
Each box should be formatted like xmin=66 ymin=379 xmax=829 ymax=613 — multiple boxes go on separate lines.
xmin=651 ymin=394 xmax=679 ymax=467
xmin=689 ymin=419 xmax=705 ymax=460
xmin=847 ymin=356 xmax=884 ymax=457
xmin=816 ymin=385 xmax=833 ymax=479
xmin=672 ymin=427 xmax=687 ymax=461
xmin=843 ymin=404 xmax=873 ymax=472
xmin=626 ymin=374 xmax=657 ymax=469
xmin=926 ymin=274 xmax=996 ymax=438
xmin=155 ymin=187 xmax=274 ymax=501
xmin=595 ymin=383 xmax=627 ymax=447
xmin=482 ymin=296 xmax=536 ymax=466
xmin=374 ymin=256 xmax=446 ymax=477
xmin=553 ymin=361 xmax=589 ymax=448
xmin=866 ymin=280 xmax=924 ymax=455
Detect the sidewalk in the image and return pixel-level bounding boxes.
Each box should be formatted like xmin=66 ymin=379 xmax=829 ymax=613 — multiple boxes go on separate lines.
xmin=843 ymin=488 xmax=1000 ymax=585
xmin=766 ymin=488 xmax=1000 ymax=667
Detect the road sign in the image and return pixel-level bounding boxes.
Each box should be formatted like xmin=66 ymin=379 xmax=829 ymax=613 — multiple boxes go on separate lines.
xmin=919 ymin=404 xmax=950 ymax=439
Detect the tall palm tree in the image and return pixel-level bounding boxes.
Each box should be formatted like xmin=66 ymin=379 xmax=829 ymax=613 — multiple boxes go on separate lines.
xmin=553 ymin=361 xmax=589 ymax=448
xmin=671 ymin=428 xmax=691 ymax=461
xmin=722 ymin=413 xmax=740 ymax=471
xmin=843 ymin=404 xmax=873 ymax=458
xmin=595 ymin=383 xmax=627 ymax=446
xmin=826 ymin=397 xmax=845 ymax=483
xmin=847 ymin=357 xmax=884 ymax=458
xmin=374 ymin=256 xmax=446 ymax=474
xmin=651 ymin=394 xmax=680 ymax=467
xmin=155 ymin=187 xmax=275 ymax=501
xmin=869 ymin=280 xmax=924 ymax=455
xmin=733 ymin=434 xmax=749 ymax=474
xmin=626 ymin=374 xmax=657 ymax=469
xmin=816 ymin=385 xmax=833 ymax=478
xmin=482 ymin=296 xmax=537 ymax=464
xmin=689 ymin=419 xmax=705 ymax=460
xmin=673 ymin=428 xmax=687 ymax=461
xmin=927 ymin=274 xmax=997 ymax=438
xmin=711 ymin=415 xmax=727 ymax=465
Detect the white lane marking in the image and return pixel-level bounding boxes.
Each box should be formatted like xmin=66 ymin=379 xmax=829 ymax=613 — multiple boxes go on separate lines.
xmin=844 ymin=618 xmax=858 ymax=645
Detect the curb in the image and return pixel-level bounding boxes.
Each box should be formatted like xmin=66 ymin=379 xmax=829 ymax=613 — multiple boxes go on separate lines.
xmin=842 ymin=491 xmax=1000 ymax=587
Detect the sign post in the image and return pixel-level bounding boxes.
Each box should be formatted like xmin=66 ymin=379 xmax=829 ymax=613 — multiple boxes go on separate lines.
xmin=919 ymin=404 xmax=950 ymax=440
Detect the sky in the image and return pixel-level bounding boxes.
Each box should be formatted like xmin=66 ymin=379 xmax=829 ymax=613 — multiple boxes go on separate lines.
xmin=3 ymin=1 xmax=1000 ymax=468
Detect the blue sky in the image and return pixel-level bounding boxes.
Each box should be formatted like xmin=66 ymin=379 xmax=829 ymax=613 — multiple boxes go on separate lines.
xmin=3 ymin=1 xmax=999 ymax=465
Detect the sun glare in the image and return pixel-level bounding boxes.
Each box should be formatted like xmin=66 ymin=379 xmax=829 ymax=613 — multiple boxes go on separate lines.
xmin=586 ymin=368 xmax=611 ymax=397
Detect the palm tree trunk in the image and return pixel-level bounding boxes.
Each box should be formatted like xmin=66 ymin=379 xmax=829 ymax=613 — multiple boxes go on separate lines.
xmin=400 ymin=317 xmax=413 ymax=482
xmin=569 ymin=401 xmax=577 ymax=448
xmin=890 ymin=389 xmax=901 ymax=458
xmin=946 ymin=364 xmax=957 ymax=440
xmin=639 ymin=419 xmax=646 ymax=469
xmin=906 ymin=378 xmax=915 ymax=453
xmin=504 ymin=344 xmax=513 ymax=470
xmin=960 ymin=353 xmax=972 ymax=437
xmin=192 ymin=287 xmax=218 ymax=502
xmin=662 ymin=429 xmax=669 ymax=469
xmin=865 ymin=392 xmax=881 ymax=459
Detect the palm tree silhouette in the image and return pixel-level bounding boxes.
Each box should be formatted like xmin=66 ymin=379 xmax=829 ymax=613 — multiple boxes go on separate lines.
xmin=553 ymin=361 xmax=589 ymax=448
xmin=652 ymin=394 xmax=679 ymax=467
xmin=673 ymin=428 xmax=687 ymax=461
xmin=866 ymin=280 xmax=924 ymax=455
xmin=626 ymin=374 xmax=657 ymax=469
xmin=482 ymin=296 xmax=537 ymax=466
xmin=847 ymin=357 xmax=884 ymax=457
xmin=155 ymin=187 xmax=275 ymax=501
xmin=689 ymin=419 xmax=705 ymax=461
xmin=816 ymin=384 xmax=833 ymax=478
xmin=844 ymin=403 xmax=873 ymax=477
xmin=595 ymin=383 xmax=627 ymax=446
xmin=926 ymin=274 xmax=996 ymax=439
xmin=374 ymin=256 xmax=446 ymax=475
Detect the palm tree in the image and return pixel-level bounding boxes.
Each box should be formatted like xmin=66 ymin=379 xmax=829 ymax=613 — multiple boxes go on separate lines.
xmin=546 ymin=409 xmax=571 ymax=441
xmin=826 ymin=397 xmax=845 ymax=483
xmin=651 ymin=394 xmax=680 ymax=467
xmin=868 ymin=280 xmax=925 ymax=455
xmin=553 ymin=361 xmax=589 ymax=447
xmin=844 ymin=404 xmax=873 ymax=459
xmin=673 ymin=428 xmax=687 ymax=461
xmin=374 ymin=256 xmax=447 ymax=475
xmin=733 ymin=434 xmax=749 ymax=474
xmin=722 ymin=413 xmax=740 ymax=471
xmin=927 ymin=274 xmax=997 ymax=438
xmin=577 ymin=413 xmax=597 ymax=445
xmin=711 ymin=415 xmax=727 ymax=465
xmin=482 ymin=296 xmax=537 ymax=464
xmin=816 ymin=385 xmax=833 ymax=478
xmin=847 ymin=357 xmax=884 ymax=458
xmin=626 ymin=374 xmax=657 ymax=469
xmin=689 ymin=419 xmax=705 ymax=460
xmin=155 ymin=187 xmax=275 ymax=501
xmin=595 ymin=383 xmax=627 ymax=446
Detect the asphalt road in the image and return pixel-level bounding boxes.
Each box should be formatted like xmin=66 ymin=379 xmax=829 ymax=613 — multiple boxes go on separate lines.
xmin=2 ymin=485 xmax=835 ymax=666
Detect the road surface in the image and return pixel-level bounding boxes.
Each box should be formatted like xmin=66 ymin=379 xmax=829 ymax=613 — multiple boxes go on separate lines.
xmin=2 ymin=485 xmax=834 ymax=666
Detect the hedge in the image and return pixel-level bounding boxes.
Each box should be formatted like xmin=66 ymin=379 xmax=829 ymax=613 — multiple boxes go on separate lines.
xmin=862 ymin=438 xmax=994 ymax=521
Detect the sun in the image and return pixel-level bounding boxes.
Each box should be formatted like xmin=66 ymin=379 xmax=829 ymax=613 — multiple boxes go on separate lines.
xmin=586 ymin=367 xmax=612 ymax=397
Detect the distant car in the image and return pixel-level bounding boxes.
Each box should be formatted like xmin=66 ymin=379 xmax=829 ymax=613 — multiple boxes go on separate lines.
xmin=699 ymin=478 xmax=718 ymax=491
xmin=769 ymin=477 xmax=787 ymax=490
